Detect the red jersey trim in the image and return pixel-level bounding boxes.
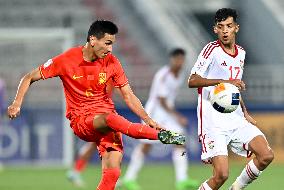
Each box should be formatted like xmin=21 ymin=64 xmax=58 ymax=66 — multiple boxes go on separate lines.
xmin=236 ymin=45 xmax=245 ymax=51
xmin=202 ymin=41 xmax=218 ymax=58
xmin=217 ymin=40 xmax=239 ymax=58
xmin=204 ymin=44 xmax=220 ymax=59
xmin=39 ymin=66 xmax=46 ymax=80
xmin=114 ymin=81 xmax=129 ymax=88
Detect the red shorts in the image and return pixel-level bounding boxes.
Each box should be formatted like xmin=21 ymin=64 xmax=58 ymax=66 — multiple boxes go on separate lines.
xmin=70 ymin=114 xmax=123 ymax=156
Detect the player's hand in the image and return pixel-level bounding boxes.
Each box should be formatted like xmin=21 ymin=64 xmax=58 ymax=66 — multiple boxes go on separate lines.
xmin=144 ymin=118 xmax=164 ymax=130
xmin=7 ymin=102 xmax=21 ymax=120
xmin=225 ymin=79 xmax=246 ymax=91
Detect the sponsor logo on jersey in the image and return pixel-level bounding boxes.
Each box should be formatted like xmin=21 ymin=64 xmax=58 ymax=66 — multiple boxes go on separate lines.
xmin=98 ymin=72 xmax=107 ymax=85
xmin=72 ymin=75 xmax=83 ymax=80
xmin=43 ymin=59 xmax=53 ymax=68
xmin=221 ymin=61 xmax=227 ymax=66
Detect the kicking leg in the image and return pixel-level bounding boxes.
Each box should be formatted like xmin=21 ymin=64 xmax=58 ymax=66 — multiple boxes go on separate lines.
xmin=93 ymin=113 xmax=185 ymax=145
xmin=198 ymin=155 xmax=229 ymax=190
xmin=230 ymin=135 xmax=274 ymax=189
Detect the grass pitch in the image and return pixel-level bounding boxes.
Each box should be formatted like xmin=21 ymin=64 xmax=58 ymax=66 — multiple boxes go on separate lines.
xmin=0 ymin=162 xmax=283 ymax=190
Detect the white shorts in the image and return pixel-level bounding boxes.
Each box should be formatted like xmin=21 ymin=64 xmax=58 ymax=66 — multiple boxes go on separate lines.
xmin=140 ymin=115 xmax=185 ymax=144
xmin=199 ymin=122 xmax=265 ymax=163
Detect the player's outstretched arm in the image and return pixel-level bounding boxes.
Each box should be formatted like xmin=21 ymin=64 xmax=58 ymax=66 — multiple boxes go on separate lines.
xmin=118 ymin=84 xmax=162 ymax=130
xmin=188 ymin=74 xmax=245 ymax=90
xmin=7 ymin=68 xmax=42 ymax=119
xmin=188 ymin=74 xmax=224 ymax=88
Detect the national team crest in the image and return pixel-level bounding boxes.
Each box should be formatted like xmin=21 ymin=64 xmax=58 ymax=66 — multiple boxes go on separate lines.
xmin=208 ymin=140 xmax=215 ymax=149
xmin=98 ymin=72 xmax=107 ymax=85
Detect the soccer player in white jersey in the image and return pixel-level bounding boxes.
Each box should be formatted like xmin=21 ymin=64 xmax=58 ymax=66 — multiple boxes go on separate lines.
xmin=121 ymin=48 xmax=199 ymax=190
xmin=188 ymin=8 xmax=274 ymax=190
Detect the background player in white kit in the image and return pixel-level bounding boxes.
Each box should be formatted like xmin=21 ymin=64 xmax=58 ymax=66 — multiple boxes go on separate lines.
xmin=121 ymin=48 xmax=199 ymax=190
xmin=188 ymin=8 xmax=274 ymax=190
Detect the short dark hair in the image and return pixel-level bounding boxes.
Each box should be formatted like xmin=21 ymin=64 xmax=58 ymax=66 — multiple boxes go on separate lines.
xmin=87 ymin=20 xmax=118 ymax=41
xmin=169 ymin=48 xmax=186 ymax=57
xmin=215 ymin=8 xmax=238 ymax=24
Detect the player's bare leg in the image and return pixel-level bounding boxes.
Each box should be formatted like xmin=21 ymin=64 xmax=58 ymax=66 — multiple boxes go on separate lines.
xmin=97 ymin=150 xmax=122 ymax=190
xmin=121 ymin=143 xmax=152 ymax=190
xmin=198 ymin=155 xmax=229 ymax=190
xmin=229 ymin=135 xmax=274 ymax=190
xmin=93 ymin=113 xmax=185 ymax=145
xmin=67 ymin=142 xmax=97 ymax=187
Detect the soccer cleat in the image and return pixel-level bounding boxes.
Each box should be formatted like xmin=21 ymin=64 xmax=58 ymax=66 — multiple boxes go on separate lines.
xmin=228 ymin=181 xmax=243 ymax=190
xmin=158 ymin=130 xmax=185 ymax=145
xmin=66 ymin=170 xmax=85 ymax=188
xmin=176 ymin=178 xmax=200 ymax=190
xmin=122 ymin=179 xmax=141 ymax=190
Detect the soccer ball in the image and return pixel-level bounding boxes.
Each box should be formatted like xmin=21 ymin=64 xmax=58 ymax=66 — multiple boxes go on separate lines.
xmin=209 ymin=83 xmax=240 ymax=113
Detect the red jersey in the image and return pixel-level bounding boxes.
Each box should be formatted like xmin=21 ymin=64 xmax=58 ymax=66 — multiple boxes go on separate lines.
xmin=39 ymin=46 xmax=128 ymax=120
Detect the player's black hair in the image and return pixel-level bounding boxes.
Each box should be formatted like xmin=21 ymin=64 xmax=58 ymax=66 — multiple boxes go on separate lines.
xmin=87 ymin=20 xmax=118 ymax=41
xmin=215 ymin=8 xmax=238 ymax=24
xmin=169 ymin=48 xmax=186 ymax=57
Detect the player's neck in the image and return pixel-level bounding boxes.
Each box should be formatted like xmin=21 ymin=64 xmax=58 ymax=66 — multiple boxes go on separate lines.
xmin=219 ymin=40 xmax=236 ymax=55
xmin=82 ymin=44 xmax=97 ymax=62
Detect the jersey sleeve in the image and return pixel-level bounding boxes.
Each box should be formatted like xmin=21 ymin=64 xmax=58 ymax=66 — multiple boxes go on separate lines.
xmin=39 ymin=53 xmax=65 ymax=79
xmin=190 ymin=44 xmax=214 ymax=77
xmin=112 ymin=57 xmax=129 ymax=88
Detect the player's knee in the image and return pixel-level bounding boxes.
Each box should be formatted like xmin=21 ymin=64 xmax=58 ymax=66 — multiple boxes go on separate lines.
xmin=214 ymin=170 xmax=229 ymax=184
xmin=259 ymin=149 xmax=274 ymax=167
xmin=93 ymin=113 xmax=112 ymax=133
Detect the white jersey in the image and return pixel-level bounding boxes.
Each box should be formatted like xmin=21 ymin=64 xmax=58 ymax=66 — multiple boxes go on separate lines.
xmin=190 ymin=40 xmax=247 ymax=133
xmin=145 ymin=65 xmax=183 ymax=123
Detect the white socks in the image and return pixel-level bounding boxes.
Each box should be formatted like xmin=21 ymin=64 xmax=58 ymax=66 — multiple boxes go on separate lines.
xmin=172 ymin=147 xmax=188 ymax=182
xmin=235 ymin=159 xmax=262 ymax=188
xmin=124 ymin=144 xmax=145 ymax=181
xmin=198 ymin=181 xmax=212 ymax=190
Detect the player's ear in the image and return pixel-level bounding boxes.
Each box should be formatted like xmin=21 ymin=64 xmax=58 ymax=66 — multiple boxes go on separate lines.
xmin=235 ymin=24 xmax=240 ymax=34
xmin=213 ymin=25 xmax=218 ymax=34
xmin=89 ymin=35 xmax=96 ymax=47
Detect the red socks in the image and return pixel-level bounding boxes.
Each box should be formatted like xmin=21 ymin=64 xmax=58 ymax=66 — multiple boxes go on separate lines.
xmin=106 ymin=113 xmax=159 ymax=140
xmin=74 ymin=159 xmax=87 ymax=172
xmin=97 ymin=168 xmax=120 ymax=190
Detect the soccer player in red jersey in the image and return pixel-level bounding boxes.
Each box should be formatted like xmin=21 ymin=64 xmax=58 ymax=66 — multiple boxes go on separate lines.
xmin=7 ymin=20 xmax=185 ymax=190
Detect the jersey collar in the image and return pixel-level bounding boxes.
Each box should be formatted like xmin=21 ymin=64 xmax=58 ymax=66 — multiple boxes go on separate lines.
xmin=217 ymin=40 xmax=238 ymax=58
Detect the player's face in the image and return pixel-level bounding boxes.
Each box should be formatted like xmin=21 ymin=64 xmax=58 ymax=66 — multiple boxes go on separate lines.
xmin=90 ymin=34 xmax=116 ymax=58
xmin=214 ymin=17 xmax=239 ymax=46
xmin=170 ymin=55 xmax=185 ymax=72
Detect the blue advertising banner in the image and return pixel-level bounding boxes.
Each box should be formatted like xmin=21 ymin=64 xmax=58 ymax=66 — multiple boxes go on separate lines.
xmin=0 ymin=107 xmax=202 ymax=164
xmin=0 ymin=108 xmax=63 ymax=164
